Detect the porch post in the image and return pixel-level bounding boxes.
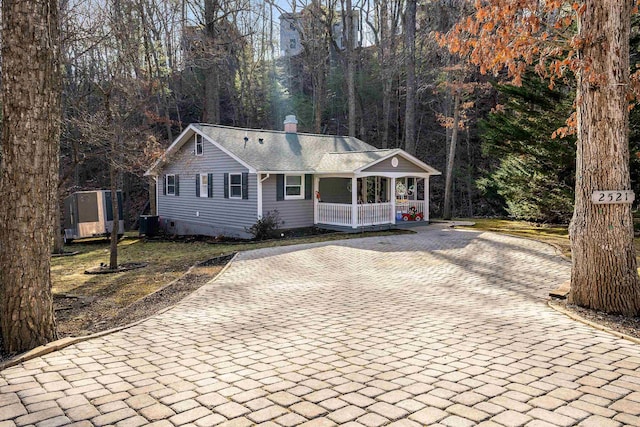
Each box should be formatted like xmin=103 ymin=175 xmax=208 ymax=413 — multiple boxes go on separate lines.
xmin=351 ymin=176 xmax=358 ymax=228
xmin=313 ymin=176 xmax=319 ymax=225
xmin=424 ymin=176 xmax=430 ymax=222
xmin=413 ymin=177 xmax=418 ymax=201
xmin=391 ymin=177 xmax=396 ymax=225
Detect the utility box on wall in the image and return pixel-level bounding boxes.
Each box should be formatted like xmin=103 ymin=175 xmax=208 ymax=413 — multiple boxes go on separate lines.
xmin=63 ymin=190 xmax=124 ymax=242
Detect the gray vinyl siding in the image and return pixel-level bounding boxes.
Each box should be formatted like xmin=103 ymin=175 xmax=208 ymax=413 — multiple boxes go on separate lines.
xmin=157 ymin=134 xmax=257 ymax=236
xmin=262 ymin=175 xmax=313 ymax=229
xmin=363 ymin=156 xmax=425 ymax=174
xmin=319 ymin=178 xmax=352 ymax=204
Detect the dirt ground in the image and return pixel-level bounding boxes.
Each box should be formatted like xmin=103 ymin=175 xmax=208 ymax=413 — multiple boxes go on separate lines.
xmin=54 ymin=254 xmax=233 ymax=337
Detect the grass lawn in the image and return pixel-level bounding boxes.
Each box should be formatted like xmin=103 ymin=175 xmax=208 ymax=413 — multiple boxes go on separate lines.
xmin=457 ymin=217 xmax=640 ymax=266
xmin=455 ymin=218 xmax=571 ymax=258
xmin=52 ymin=230 xmax=410 ymax=336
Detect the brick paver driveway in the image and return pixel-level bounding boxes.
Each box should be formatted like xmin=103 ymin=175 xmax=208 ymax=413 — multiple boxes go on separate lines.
xmin=2 ymin=227 xmax=640 ymax=427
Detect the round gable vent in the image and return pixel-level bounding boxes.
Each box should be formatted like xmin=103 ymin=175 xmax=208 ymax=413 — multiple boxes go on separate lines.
xmin=391 ymin=157 xmax=399 ymax=168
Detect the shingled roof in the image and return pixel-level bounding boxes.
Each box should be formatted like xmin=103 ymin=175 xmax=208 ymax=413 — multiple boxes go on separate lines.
xmin=145 ymin=123 xmax=440 ymax=176
xmin=195 ymin=124 xmax=379 ymax=172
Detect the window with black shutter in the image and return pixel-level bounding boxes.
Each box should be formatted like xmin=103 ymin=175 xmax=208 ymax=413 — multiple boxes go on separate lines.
xmin=166 ymin=174 xmax=176 ymax=196
xmin=229 ymin=173 xmax=242 ymax=198
xmin=197 ymin=174 xmax=209 ymax=197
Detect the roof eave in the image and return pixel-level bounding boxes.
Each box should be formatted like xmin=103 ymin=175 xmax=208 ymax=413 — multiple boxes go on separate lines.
xmin=257 ymin=170 xmax=317 ymax=174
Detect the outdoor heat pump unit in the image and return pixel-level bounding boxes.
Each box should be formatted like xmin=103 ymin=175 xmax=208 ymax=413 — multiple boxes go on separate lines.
xmin=63 ymin=190 xmax=124 ymax=242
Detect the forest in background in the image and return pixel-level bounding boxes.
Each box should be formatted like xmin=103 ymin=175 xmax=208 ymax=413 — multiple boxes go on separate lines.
xmin=57 ymin=0 xmax=640 ymax=229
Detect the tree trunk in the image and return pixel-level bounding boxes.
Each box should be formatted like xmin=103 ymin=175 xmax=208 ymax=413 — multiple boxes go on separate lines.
xmin=465 ymin=127 xmax=474 ymax=217
xmin=377 ymin=0 xmax=401 ymax=149
xmin=379 ymin=1 xmax=390 ymax=149
xmin=204 ymin=0 xmax=220 ymax=124
xmin=0 ymin=0 xmax=60 ymax=353
xmin=149 ymin=177 xmax=157 ymax=215
xmin=382 ymin=79 xmax=392 ymax=148
xmin=313 ymin=71 xmax=325 ymax=133
xmin=346 ymin=0 xmax=356 ymax=137
xmin=443 ymin=89 xmax=460 ymax=220
xmin=100 ymin=89 xmax=120 ymax=270
xmin=109 ymin=160 xmax=120 ymax=270
xmin=403 ymin=0 xmax=417 ymax=155
xmin=269 ymin=3 xmax=279 ymax=127
xmin=204 ymin=72 xmax=221 ymax=123
xmin=52 ymin=192 xmax=65 ymax=254
xmin=568 ymin=0 xmax=640 ymax=315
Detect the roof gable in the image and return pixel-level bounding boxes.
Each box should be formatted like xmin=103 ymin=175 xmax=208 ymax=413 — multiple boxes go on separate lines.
xmin=357 ymin=150 xmax=441 ymax=175
xmin=144 ymin=125 xmax=258 ymax=176
xmin=144 ymin=126 xmax=196 ymax=176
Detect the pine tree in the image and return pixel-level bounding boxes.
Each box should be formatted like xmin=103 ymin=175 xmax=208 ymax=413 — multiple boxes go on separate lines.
xmin=479 ymin=74 xmax=575 ymax=223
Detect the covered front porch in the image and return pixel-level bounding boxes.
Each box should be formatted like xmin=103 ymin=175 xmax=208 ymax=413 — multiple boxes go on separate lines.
xmin=313 ymin=174 xmax=431 ymax=229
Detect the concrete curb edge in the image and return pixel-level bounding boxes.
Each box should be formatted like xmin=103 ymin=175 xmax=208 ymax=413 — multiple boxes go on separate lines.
xmin=547 ymin=300 xmax=640 ymax=345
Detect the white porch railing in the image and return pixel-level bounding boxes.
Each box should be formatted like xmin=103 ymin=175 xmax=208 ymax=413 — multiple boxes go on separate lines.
xmin=317 ymin=201 xmax=427 ymax=227
xmin=317 ymin=202 xmax=352 ymax=226
xmin=317 ymin=202 xmax=394 ymax=227
xmin=358 ymin=202 xmax=392 ymax=226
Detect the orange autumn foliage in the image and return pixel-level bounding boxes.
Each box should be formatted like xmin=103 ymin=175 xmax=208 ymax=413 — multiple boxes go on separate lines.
xmin=437 ymin=0 xmax=640 ymax=137
xmin=437 ymin=1 xmax=583 ymax=85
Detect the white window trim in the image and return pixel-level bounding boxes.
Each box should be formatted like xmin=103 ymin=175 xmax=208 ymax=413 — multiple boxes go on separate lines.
xmin=166 ymin=174 xmax=176 ymax=196
xmin=195 ymin=134 xmax=203 ymax=156
xmin=199 ymin=173 xmax=208 ymax=198
xmin=229 ymin=173 xmax=243 ymax=199
xmin=284 ymin=174 xmax=304 ymax=200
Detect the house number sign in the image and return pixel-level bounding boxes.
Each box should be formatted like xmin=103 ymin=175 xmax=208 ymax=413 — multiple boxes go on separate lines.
xmin=591 ymin=190 xmax=635 ymax=204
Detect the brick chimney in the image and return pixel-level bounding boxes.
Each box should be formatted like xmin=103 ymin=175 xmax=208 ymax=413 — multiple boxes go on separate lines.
xmin=284 ymin=115 xmax=298 ymax=133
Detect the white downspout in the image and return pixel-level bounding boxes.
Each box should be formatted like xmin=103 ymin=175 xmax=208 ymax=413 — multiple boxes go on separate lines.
xmin=257 ymin=173 xmax=270 ymax=219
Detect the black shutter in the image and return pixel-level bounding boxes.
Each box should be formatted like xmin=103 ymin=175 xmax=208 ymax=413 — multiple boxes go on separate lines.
xmin=208 ymin=173 xmax=213 ymax=198
xmin=175 ymin=175 xmax=180 ymax=196
xmin=195 ymin=175 xmax=200 ymax=197
xmin=242 ymin=172 xmax=249 ymax=199
xmin=224 ymin=173 xmax=229 ymax=198
xmin=163 ymin=175 xmax=166 ymax=195
xmin=276 ymin=174 xmax=284 ymax=201
xmin=305 ymin=174 xmax=313 ymax=200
